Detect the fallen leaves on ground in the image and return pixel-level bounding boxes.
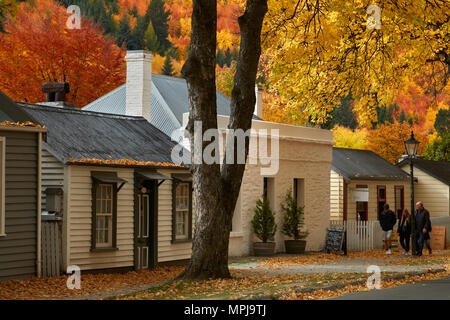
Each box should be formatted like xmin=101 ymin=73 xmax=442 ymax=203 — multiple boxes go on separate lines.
xmin=259 ymin=250 xmax=450 ymax=269
xmin=0 ymin=266 xmax=183 ymax=300
xmin=280 ymin=269 xmax=450 ymax=300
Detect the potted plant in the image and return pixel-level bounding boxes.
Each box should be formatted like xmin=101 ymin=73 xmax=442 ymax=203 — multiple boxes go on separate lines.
xmin=251 ymin=196 xmax=277 ymax=256
xmin=281 ymin=189 xmax=309 ymax=254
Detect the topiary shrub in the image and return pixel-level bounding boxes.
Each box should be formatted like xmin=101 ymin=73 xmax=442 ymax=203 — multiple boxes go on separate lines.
xmin=281 ymin=189 xmax=308 ymax=240
xmin=251 ymin=196 xmax=277 ymax=243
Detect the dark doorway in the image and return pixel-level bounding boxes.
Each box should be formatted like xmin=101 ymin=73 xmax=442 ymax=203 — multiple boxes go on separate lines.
xmin=377 ymin=185 xmax=386 ymax=220
xmin=134 ymin=178 xmax=157 ymax=270
xmin=356 ymin=201 xmax=368 ymax=221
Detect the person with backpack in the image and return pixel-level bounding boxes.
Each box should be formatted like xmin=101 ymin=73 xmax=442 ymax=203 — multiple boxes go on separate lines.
xmin=397 ymin=209 xmax=411 ymax=255
xmin=379 ymin=203 xmax=397 ymax=255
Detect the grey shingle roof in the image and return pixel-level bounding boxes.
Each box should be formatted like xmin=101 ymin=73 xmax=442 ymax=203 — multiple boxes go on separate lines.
xmin=398 ymin=158 xmax=450 ymax=186
xmin=332 ymin=147 xmax=409 ymax=181
xmin=17 ymin=103 xmax=185 ymax=166
xmin=82 ymin=73 xmax=260 ymax=138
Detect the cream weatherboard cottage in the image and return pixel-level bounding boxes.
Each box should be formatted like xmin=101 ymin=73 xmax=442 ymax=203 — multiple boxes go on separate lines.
xmin=85 ymin=50 xmax=334 ymax=255
xmin=13 ymin=94 xmax=193 ymax=273
xmin=330 ymin=148 xmax=411 ymax=222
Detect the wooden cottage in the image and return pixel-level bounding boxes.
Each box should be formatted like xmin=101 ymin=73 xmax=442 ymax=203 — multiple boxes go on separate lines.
xmin=330 ymin=148 xmax=411 ymax=222
xmin=14 ymin=99 xmax=191 ymax=274
xmin=0 ymin=91 xmax=46 ymax=281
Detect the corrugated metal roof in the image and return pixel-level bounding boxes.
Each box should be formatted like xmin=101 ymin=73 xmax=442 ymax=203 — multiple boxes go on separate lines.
xmin=18 ymin=103 xmax=185 ymax=166
xmin=0 ymin=90 xmax=40 ymax=123
xmin=332 ymin=147 xmax=409 ymax=181
xmin=82 ymin=73 xmax=261 ymax=138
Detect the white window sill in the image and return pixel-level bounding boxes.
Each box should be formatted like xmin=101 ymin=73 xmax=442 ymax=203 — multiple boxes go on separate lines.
xmin=230 ymin=232 xmax=243 ymax=238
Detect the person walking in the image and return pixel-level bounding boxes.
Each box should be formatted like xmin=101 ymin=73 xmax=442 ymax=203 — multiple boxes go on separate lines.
xmin=397 ymin=209 xmax=411 ymax=255
xmin=379 ymin=203 xmax=397 ymax=255
xmin=414 ymin=201 xmax=431 ymax=257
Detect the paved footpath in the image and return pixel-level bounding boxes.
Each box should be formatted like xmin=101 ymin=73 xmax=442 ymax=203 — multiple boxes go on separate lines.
xmin=332 ymin=276 xmax=450 ymax=300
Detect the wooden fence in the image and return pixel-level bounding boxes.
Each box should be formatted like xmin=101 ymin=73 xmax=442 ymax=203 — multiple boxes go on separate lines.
xmin=330 ymin=220 xmax=383 ymax=251
xmin=41 ymin=215 xmax=63 ymax=277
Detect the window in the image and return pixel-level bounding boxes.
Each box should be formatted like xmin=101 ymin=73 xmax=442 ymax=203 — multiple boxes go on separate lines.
xmin=394 ymin=186 xmax=404 ymax=219
xmin=172 ymin=181 xmax=192 ymax=241
xmin=293 ymin=178 xmax=305 ymax=208
xmin=95 ymin=184 xmax=114 ymax=247
xmin=0 ymin=137 xmax=5 ymax=236
xmin=91 ymin=171 xmax=125 ymax=250
xmin=45 ymin=188 xmax=63 ymax=214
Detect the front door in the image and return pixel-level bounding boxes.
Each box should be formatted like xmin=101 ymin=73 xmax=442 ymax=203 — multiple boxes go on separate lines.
xmin=136 ymin=193 xmax=150 ymax=269
xmin=135 ymin=180 xmax=156 ymax=270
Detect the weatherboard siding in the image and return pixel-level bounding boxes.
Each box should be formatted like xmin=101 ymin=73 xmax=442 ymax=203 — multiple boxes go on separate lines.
xmin=330 ymin=170 xmax=344 ymax=221
xmin=400 ymin=166 xmax=449 ymax=218
xmin=0 ymin=130 xmax=38 ymax=281
xmin=156 ymin=169 xmax=192 ymax=263
xmin=67 ymin=166 xmax=134 ymax=271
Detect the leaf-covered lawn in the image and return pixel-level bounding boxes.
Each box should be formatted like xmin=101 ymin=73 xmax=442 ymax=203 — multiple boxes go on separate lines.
xmin=0 ymin=266 xmax=183 ymax=300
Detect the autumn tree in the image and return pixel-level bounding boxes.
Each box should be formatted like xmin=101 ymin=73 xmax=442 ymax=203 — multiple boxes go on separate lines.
xmin=0 ymin=0 xmax=16 ymax=32
xmin=180 ymin=0 xmax=268 ymax=280
xmin=367 ymin=122 xmax=428 ymax=164
xmin=0 ymin=0 xmax=125 ymax=107
xmin=264 ymin=0 xmax=449 ymax=126
xmin=147 ymin=0 xmax=172 ymax=53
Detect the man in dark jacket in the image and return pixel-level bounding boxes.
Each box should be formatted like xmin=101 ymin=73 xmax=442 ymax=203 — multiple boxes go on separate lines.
xmin=379 ymin=203 xmax=397 ymax=254
xmin=414 ymin=201 xmax=431 ymax=257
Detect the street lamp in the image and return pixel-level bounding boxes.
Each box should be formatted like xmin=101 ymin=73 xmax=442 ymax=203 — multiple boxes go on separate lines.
xmin=404 ymin=131 xmax=419 ymax=256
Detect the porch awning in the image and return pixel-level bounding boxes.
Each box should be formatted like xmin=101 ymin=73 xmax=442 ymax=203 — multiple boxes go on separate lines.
xmin=91 ymin=172 xmax=127 ymax=191
xmin=137 ymin=171 xmax=171 ymax=181
xmin=172 ymin=173 xmax=192 ymax=182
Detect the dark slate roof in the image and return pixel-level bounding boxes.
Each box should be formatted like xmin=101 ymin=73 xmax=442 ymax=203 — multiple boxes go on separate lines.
xmin=0 ymin=90 xmax=40 ymax=123
xmin=83 ymin=73 xmax=261 ymax=137
xmin=332 ymin=148 xmax=409 ymax=181
xmin=398 ymin=158 xmax=450 ymax=186
xmin=17 ymin=103 xmax=185 ymax=166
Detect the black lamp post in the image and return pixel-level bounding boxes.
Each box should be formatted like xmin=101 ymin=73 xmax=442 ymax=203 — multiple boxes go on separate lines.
xmin=404 ymin=131 xmax=419 ymax=256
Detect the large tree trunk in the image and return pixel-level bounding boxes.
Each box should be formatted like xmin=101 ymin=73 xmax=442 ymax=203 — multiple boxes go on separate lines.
xmin=180 ymin=0 xmax=268 ymax=280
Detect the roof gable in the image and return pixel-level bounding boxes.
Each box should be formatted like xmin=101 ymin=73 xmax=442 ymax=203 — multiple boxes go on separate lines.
xmin=0 ymin=90 xmax=40 ymax=124
xmin=332 ymin=148 xmax=409 ymax=181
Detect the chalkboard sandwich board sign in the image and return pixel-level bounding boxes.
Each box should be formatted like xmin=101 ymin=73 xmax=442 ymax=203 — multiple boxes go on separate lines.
xmin=324 ymin=228 xmax=345 ymax=253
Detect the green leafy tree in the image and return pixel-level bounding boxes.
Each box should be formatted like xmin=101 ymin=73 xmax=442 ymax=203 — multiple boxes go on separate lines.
xmin=434 ymin=109 xmax=450 ymax=134
xmin=161 ymin=55 xmax=174 ymax=76
xmin=424 ymin=133 xmax=450 ymax=162
xmin=281 ymin=189 xmax=308 ymax=240
xmin=127 ymin=15 xmax=147 ymax=50
xmin=251 ymin=196 xmax=277 ymax=243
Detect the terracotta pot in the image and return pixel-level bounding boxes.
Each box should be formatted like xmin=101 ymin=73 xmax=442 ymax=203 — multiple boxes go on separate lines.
xmin=284 ymin=240 xmax=307 ymax=254
xmin=253 ymin=242 xmax=276 ymax=256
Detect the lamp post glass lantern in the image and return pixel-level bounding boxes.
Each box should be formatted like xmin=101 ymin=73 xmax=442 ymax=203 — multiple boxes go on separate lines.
xmin=404 ymin=131 xmax=419 ymax=256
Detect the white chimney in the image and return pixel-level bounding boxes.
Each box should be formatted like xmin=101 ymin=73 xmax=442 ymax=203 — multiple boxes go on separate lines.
xmin=125 ymin=50 xmax=152 ymax=121
xmin=254 ymin=84 xmax=263 ymax=119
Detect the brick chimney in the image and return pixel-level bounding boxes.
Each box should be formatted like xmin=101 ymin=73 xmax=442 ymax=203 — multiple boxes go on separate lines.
xmin=125 ymin=50 xmax=152 ymax=122
xmin=254 ymin=84 xmax=263 ymax=119
xmin=41 ymin=82 xmax=75 ymax=108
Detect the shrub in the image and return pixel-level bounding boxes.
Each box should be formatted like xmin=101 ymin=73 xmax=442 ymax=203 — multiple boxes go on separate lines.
xmin=281 ymin=189 xmax=308 ymax=240
xmin=251 ymin=196 xmax=277 ymax=242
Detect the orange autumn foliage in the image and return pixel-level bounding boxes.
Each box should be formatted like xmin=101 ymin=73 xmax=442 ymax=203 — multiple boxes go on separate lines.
xmin=0 ymin=120 xmax=45 ymax=128
xmin=0 ymin=0 xmax=125 ymax=108
xmin=69 ymin=157 xmax=185 ymax=168
xmin=366 ymin=122 xmax=428 ymax=164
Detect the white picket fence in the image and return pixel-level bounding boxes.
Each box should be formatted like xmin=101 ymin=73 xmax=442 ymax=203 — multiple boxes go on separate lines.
xmin=330 ymin=220 xmax=384 ymax=251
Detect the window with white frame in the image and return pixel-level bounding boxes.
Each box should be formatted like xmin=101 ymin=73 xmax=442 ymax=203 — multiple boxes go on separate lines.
xmin=95 ymin=184 xmax=113 ymax=247
xmin=0 ymin=137 xmax=5 ymax=236
xmin=173 ymin=182 xmax=191 ymax=241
